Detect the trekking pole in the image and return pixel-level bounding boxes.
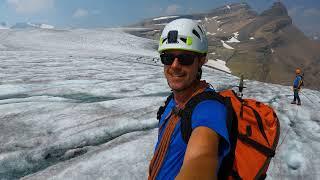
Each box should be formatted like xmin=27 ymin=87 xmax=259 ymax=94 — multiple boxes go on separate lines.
xmin=236 ymin=74 xmax=246 ymax=98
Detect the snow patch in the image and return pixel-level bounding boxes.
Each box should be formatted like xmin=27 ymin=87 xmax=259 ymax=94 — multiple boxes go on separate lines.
xmin=221 ymin=40 xmax=234 ymax=49
xmin=226 ymin=32 xmax=240 ymax=43
xmin=154 ymin=23 xmax=167 ymax=26
xmin=226 ymin=37 xmax=240 ymax=43
xmin=205 ymin=17 xmax=218 ymax=22
xmin=233 ymin=32 xmax=239 ymax=38
xmin=206 ymin=59 xmax=231 ymax=73
xmin=11 ymin=22 xmax=55 ymax=29
xmin=153 ymin=16 xmax=179 ymax=21
xmin=207 ymin=32 xmax=216 ymax=36
xmin=40 ymin=24 xmax=54 ymax=29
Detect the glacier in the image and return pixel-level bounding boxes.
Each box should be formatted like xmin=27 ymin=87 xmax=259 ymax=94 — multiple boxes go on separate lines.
xmin=0 ymin=28 xmax=319 ymax=180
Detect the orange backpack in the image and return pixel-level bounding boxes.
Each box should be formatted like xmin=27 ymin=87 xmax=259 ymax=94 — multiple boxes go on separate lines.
xmin=157 ymin=89 xmax=280 ymax=179
xmin=219 ymin=90 xmax=280 ymax=179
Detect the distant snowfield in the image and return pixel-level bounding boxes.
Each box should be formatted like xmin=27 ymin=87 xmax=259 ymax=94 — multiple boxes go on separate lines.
xmin=153 ymin=16 xmax=179 ymax=21
xmin=0 ymin=29 xmax=319 ymax=180
xmin=39 ymin=24 xmax=54 ymax=29
xmin=0 ymin=28 xmax=157 ymax=57
xmin=10 ymin=22 xmax=55 ymax=29
xmin=206 ymin=59 xmax=231 ymax=73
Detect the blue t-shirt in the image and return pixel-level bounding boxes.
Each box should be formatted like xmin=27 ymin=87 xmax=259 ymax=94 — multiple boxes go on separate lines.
xmin=293 ymin=76 xmax=302 ymax=88
xmin=154 ymin=89 xmax=230 ymax=180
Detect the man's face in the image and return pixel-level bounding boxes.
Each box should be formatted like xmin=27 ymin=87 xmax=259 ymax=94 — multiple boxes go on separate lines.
xmin=162 ymin=50 xmax=205 ymax=92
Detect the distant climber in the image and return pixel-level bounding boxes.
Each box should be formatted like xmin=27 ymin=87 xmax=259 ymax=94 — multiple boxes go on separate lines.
xmin=291 ymin=68 xmax=303 ymax=105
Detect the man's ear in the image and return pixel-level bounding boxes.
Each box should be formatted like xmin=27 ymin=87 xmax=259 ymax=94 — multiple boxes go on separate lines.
xmin=199 ymin=55 xmax=207 ymax=66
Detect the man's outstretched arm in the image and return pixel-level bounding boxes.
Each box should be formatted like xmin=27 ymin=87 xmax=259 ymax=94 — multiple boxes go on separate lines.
xmin=176 ymin=126 xmax=219 ymax=180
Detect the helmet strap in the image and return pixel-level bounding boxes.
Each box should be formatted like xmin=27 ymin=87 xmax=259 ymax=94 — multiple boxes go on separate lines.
xmin=196 ymin=68 xmax=202 ymax=80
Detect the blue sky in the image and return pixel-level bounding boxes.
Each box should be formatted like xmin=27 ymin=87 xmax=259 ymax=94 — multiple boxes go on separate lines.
xmin=0 ymin=0 xmax=320 ymax=34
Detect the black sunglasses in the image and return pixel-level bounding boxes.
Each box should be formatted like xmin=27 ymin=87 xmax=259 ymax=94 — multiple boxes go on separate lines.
xmin=160 ymin=53 xmax=198 ymax=66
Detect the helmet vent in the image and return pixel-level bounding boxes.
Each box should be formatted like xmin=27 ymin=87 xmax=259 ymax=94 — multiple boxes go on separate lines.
xmin=180 ymin=38 xmax=187 ymax=43
xmin=168 ymin=30 xmax=178 ymax=43
xmin=162 ymin=38 xmax=167 ymax=44
xmin=192 ymin=29 xmax=201 ymax=40
xmin=197 ymin=25 xmax=204 ymax=34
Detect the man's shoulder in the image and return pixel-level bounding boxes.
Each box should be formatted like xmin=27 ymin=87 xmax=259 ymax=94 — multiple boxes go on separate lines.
xmin=193 ymin=99 xmax=226 ymax=114
xmin=198 ymin=88 xmax=226 ymax=108
xmin=189 ymin=93 xmax=227 ymax=120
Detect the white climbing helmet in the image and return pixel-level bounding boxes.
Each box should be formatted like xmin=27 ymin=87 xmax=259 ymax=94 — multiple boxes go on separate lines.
xmin=158 ymin=18 xmax=208 ymax=54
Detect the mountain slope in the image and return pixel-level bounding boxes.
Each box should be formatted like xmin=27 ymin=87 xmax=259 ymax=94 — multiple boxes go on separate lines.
xmin=126 ymin=2 xmax=320 ymax=90
xmin=230 ymin=2 xmax=320 ymax=89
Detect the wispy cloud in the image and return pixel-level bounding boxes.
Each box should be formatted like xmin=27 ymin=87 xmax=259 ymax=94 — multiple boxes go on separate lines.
xmin=6 ymin=0 xmax=54 ymax=14
xmin=288 ymin=6 xmax=304 ymax=17
xmin=165 ymin=4 xmax=181 ymax=15
xmin=72 ymin=8 xmax=89 ymax=18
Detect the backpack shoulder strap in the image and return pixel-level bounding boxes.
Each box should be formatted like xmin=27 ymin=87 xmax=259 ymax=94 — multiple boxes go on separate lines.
xmin=180 ymin=91 xmax=228 ymax=144
xmin=157 ymin=93 xmax=173 ymax=121
xmin=297 ymin=75 xmax=304 ymax=88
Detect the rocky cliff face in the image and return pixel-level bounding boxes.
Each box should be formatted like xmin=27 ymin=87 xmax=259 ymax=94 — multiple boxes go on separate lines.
xmin=126 ymin=2 xmax=320 ymax=90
